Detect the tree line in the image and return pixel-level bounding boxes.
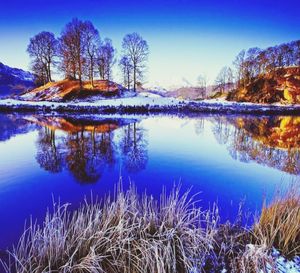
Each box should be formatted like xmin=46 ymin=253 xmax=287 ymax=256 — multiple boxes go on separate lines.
xmin=27 ymin=18 xmax=149 ymax=92
xmin=214 ymin=39 xmax=300 ymax=93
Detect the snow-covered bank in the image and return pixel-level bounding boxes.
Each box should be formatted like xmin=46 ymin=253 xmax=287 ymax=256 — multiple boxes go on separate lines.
xmin=1 ymin=97 xmax=300 ymax=115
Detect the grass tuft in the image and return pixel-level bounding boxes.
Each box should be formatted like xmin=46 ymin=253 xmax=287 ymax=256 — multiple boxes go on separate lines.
xmin=254 ymin=187 xmax=300 ymax=257
xmin=3 ymin=185 xmax=215 ymax=273
xmin=2 ymin=183 xmax=300 ymax=273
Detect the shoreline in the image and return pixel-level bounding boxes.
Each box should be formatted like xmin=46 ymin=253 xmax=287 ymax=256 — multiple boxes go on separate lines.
xmin=1 ymin=97 xmax=300 ymax=115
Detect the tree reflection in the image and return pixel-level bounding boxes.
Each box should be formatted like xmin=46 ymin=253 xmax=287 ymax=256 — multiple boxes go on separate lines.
xmin=120 ymin=123 xmax=148 ymax=173
xmin=36 ymin=127 xmax=63 ymax=173
xmin=212 ymin=116 xmax=300 ymax=175
xmin=98 ymin=131 xmax=116 ymax=167
xmin=194 ymin=117 xmax=205 ymax=135
xmin=212 ymin=116 xmax=231 ymax=145
xmin=65 ymin=130 xmax=106 ymax=183
xmin=32 ymin=116 xmax=148 ymax=183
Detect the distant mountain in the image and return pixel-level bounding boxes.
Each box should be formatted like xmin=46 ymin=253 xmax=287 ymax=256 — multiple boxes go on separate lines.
xmin=0 ymin=62 xmax=35 ymax=98
xmin=165 ymin=85 xmax=217 ymax=100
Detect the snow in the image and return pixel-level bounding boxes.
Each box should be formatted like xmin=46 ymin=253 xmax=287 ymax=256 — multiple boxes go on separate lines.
xmin=138 ymin=92 xmax=163 ymax=98
xmin=1 ymin=94 xmax=180 ymax=107
xmin=271 ymin=248 xmax=300 ymax=273
xmin=1 ymin=95 xmax=300 ymax=115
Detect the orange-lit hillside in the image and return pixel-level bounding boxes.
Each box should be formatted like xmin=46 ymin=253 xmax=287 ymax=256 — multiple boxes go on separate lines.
xmin=228 ymin=67 xmax=300 ymax=104
xmin=24 ymin=116 xmax=119 ymax=134
xmin=20 ymin=79 xmax=123 ymax=101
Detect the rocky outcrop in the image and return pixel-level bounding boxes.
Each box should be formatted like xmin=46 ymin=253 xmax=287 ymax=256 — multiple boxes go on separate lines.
xmin=228 ymin=67 xmax=300 ymax=104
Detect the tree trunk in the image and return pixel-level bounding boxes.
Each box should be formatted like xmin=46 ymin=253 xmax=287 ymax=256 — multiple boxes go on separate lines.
xmin=133 ymin=67 xmax=136 ymax=92
xmin=48 ymin=63 xmax=52 ymax=82
xmin=127 ymin=70 xmax=130 ymax=91
xmin=90 ymin=56 xmax=94 ymax=88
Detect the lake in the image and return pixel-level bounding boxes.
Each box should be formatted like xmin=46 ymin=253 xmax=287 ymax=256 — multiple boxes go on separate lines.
xmin=0 ymin=113 xmax=298 ymax=251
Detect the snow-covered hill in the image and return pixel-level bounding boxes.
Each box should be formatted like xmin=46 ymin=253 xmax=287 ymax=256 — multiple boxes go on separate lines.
xmin=0 ymin=62 xmax=35 ymax=97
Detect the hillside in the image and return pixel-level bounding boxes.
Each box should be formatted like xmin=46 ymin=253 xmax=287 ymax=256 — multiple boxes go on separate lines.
xmin=228 ymin=67 xmax=300 ymax=104
xmin=20 ymin=79 xmax=124 ymax=102
xmin=166 ymin=86 xmax=217 ymax=100
xmin=0 ymin=62 xmax=35 ymax=97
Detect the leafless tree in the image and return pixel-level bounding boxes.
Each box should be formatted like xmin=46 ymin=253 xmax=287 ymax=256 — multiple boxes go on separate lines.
xmin=97 ymin=38 xmax=115 ymax=82
xmin=122 ymin=33 xmax=149 ymax=92
xmin=233 ymin=50 xmax=246 ymax=88
xmin=197 ymin=74 xmax=207 ymax=98
xmin=119 ymin=56 xmax=133 ymax=90
xmin=233 ymin=39 xmax=300 ymax=89
xmin=27 ymin=31 xmax=58 ymax=85
xmin=83 ymin=22 xmax=100 ymax=87
xmin=215 ymin=66 xmax=233 ymax=93
xmin=59 ymin=18 xmax=97 ymax=87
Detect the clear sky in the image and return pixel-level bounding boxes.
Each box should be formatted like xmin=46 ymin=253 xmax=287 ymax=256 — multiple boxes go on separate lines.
xmin=0 ymin=0 xmax=299 ymax=88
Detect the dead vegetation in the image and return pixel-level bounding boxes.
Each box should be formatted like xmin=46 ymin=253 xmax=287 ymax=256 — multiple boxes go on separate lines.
xmin=1 ymin=184 xmax=300 ymax=273
xmin=20 ymin=79 xmax=122 ymax=102
xmin=254 ymin=187 xmax=300 ymax=258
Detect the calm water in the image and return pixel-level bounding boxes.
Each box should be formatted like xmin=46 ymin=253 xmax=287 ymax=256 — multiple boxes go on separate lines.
xmin=0 ymin=113 xmax=299 ymax=251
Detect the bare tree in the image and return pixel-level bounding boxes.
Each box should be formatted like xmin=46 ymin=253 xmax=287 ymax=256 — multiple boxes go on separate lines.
xmin=197 ymin=74 xmax=207 ymax=98
xmin=31 ymin=60 xmax=48 ymax=86
xmin=27 ymin=31 xmax=58 ymax=85
xmin=59 ymin=18 xmax=97 ymax=87
xmin=232 ymin=39 xmax=300 ymax=90
xmin=122 ymin=33 xmax=149 ymax=92
xmin=97 ymin=38 xmax=115 ymax=82
xmin=233 ymin=50 xmax=246 ymax=88
xmin=119 ymin=56 xmax=133 ymax=90
xmin=215 ymin=66 xmax=233 ymax=93
xmin=83 ymin=22 xmax=100 ymax=87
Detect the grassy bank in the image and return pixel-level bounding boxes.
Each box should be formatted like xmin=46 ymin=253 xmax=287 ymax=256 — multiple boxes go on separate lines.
xmin=2 ymin=184 xmax=300 ymax=273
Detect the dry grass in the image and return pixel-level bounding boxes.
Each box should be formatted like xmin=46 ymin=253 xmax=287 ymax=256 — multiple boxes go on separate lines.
xmin=22 ymin=79 xmax=121 ymax=101
xmin=2 ymin=185 xmax=216 ymax=273
xmin=254 ymin=187 xmax=300 ymax=257
xmin=2 ymin=184 xmax=299 ymax=273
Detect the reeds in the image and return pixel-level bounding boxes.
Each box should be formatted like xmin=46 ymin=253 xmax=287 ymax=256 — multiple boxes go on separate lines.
xmin=2 ymin=183 xmax=299 ymax=273
xmin=254 ymin=186 xmax=300 ymax=257
xmin=3 ymin=185 xmax=217 ymax=273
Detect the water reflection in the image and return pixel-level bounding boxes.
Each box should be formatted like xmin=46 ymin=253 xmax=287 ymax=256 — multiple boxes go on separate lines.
xmin=27 ymin=115 xmax=149 ymax=183
xmin=212 ymin=116 xmax=300 ymax=175
xmin=0 ymin=114 xmax=37 ymax=142
xmin=1 ymin=114 xmax=300 ymax=179
xmin=120 ymin=123 xmax=148 ymax=173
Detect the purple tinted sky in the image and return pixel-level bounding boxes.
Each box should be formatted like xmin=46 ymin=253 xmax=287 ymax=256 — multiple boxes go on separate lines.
xmin=0 ymin=0 xmax=299 ymax=87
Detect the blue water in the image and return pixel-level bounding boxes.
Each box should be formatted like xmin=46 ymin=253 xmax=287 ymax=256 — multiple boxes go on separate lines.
xmin=0 ymin=113 xmax=297 ymax=251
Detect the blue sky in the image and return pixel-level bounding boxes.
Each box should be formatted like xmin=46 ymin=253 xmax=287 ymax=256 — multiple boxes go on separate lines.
xmin=0 ymin=0 xmax=299 ymax=88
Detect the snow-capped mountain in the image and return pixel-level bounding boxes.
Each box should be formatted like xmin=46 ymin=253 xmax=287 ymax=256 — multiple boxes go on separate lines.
xmin=0 ymin=62 xmax=35 ymax=97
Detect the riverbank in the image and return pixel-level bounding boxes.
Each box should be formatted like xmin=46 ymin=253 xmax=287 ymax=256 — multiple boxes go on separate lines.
xmin=1 ymin=97 xmax=300 ymax=115
xmin=2 ymin=183 xmax=299 ymax=273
